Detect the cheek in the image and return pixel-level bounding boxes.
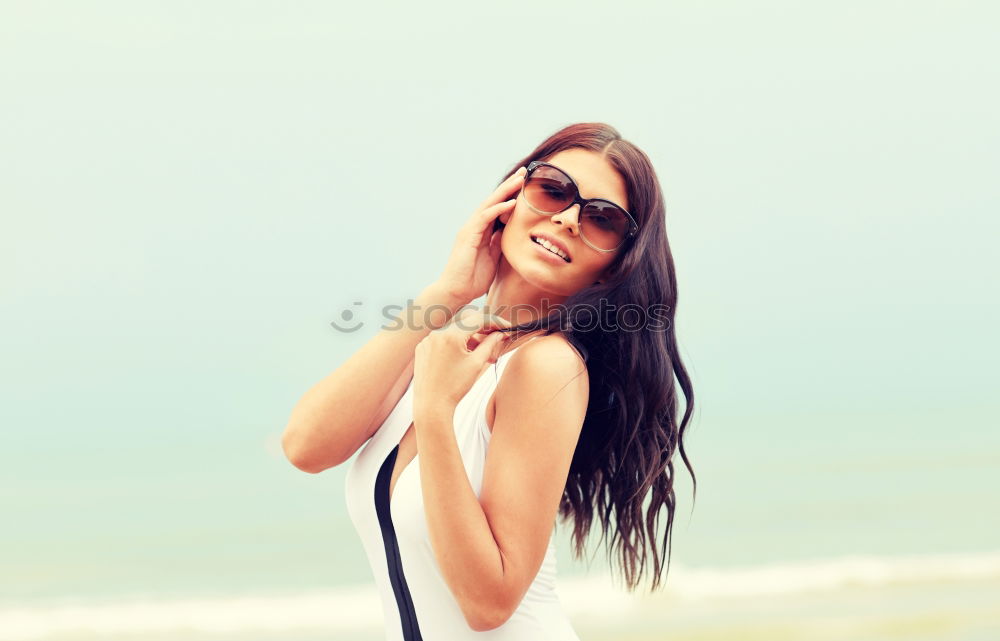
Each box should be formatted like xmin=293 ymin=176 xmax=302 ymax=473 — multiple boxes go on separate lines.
xmin=506 ymin=201 xmax=528 ymax=226
xmin=576 ymin=252 xmax=617 ymax=281
xmin=500 ymin=205 xmax=530 ymax=248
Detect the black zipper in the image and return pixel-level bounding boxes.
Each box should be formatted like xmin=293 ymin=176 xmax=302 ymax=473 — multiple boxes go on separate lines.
xmin=374 ymin=444 xmax=424 ymax=640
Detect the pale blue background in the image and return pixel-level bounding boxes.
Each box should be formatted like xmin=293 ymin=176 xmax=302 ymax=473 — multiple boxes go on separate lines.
xmin=1 ymin=0 xmax=997 ymax=632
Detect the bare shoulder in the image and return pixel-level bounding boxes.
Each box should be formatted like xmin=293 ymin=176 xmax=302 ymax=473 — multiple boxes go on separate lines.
xmin=496 ymin=332 xmax=589 ymax=416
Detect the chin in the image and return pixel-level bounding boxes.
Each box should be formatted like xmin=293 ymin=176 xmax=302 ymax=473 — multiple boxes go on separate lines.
xmin=517 ymin=259 xmax=579 ymax=298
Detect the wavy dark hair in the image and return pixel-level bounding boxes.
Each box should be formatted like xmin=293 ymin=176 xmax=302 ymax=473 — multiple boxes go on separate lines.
xmin=491 ymin=122 xmax=696 ymax=593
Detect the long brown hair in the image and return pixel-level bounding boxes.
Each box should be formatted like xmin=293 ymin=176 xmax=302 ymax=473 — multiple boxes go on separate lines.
xmin=494 ymin=122 xmax=697 ymax=593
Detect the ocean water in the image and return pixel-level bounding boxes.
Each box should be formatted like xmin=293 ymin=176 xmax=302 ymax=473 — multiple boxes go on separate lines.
xmin=3 ymin=554 xmax=999 ymax=640
xmin=3 ymin=406 xmax=998 ymax=640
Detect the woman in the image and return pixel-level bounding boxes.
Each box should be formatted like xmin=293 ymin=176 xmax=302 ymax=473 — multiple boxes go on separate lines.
xmin=282 ymin=122 xmax=696 ymax=640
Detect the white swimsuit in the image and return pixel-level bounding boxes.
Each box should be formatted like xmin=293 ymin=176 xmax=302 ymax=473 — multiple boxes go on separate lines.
xmin=344 ymin=340 xmax=581 ymax=640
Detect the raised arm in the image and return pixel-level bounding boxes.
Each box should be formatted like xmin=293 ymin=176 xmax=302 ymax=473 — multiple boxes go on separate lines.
xmin=283 ymin=165 xmax=527 ymax=474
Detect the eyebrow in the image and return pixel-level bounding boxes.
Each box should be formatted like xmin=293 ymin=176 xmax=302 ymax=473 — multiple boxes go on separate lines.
xmin=547 ymin=162 xmax=627 ymax=211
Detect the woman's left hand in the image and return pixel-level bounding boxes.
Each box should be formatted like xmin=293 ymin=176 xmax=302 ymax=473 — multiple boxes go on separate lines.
xmin=413 ymin=308 xmax=513 ymax=419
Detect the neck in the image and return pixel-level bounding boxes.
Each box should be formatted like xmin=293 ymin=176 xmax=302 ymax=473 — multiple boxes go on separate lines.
xmin=484 ymin=257 xmax=567 ymax=330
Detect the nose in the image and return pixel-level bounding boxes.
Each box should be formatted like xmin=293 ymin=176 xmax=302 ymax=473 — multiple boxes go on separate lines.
xmin=550 ymin=205 xmax=581 ymax=236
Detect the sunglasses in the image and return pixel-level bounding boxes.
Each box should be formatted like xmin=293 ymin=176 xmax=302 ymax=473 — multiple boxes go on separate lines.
xmin=519 ymin=160 xmax=639 ymax=252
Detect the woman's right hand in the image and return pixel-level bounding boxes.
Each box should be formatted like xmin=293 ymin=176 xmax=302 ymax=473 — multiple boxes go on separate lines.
xmin=431 ymin=166 xmax=527 ymax=307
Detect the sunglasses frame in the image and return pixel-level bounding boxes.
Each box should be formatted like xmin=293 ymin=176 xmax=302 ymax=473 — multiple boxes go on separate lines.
xmin=519 ymin=160 xmax=639 ymax=253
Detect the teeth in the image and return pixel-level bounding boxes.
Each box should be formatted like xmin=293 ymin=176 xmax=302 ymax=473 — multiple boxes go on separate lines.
xmin=533 ymin=236 xmax=569 ymax=261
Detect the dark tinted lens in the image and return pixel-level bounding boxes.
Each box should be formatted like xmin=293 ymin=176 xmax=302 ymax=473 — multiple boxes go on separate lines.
xmin=523 ymin=166 xmax=574 ymax=213
xmin=582 ymin=202 xmax=630 ymax=250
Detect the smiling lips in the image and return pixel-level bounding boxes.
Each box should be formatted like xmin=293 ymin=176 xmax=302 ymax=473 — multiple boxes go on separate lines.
xmin=530 ymin=234 xmax=571 ymax=262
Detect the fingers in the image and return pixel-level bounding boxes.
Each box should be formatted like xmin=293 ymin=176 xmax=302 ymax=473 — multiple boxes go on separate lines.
xmin=475 ymin=166 xmax=526 ymax=214
xmin=466 ymin=327 xmax=507 ymax=352
xmin=456 ymin=198 xmax=514 ymax=249
xmin=458 ymin=167 xmax=526 ymax=243
xmin=447 ymin=309 xmax=512 ymax=351
xmin=465 ymin=198 xmax=516 ymax=237
xmin=473 ymin=328 xmax=511 ymax=363
xmin=439 ymin=309 xmax=512 ymax=360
